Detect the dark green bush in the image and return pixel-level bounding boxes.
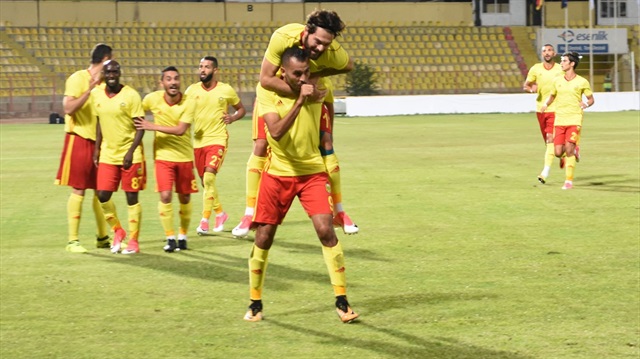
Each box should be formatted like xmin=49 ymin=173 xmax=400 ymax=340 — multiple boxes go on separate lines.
xmin=345 ymin=61 xmax=378 ymax=96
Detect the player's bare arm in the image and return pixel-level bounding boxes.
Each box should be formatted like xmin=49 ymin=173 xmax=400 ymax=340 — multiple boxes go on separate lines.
xmin=63 ymin=76 xmax=102 ymax=115
xmin=264 ymin=84 xmax=313 ymax=141
xmin=222 ymin=102 xmax=247 ymax=125
xmin=93 ymin=118 xmax=102 ymax=167
xmin=134 ymin=118 xmax=190 ymax=136
xmin=540 ymin=94 xmax=556 ymax=113
xmin=310 ymin=58 xmax=354 ymax=78
xmin=580 ymin=95 xmax=595 ymax=110
xmin=124 ymin=118 xmax=145 ymax=170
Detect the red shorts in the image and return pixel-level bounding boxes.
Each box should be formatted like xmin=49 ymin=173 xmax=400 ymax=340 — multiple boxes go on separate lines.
xmin=553 ymin=125 xmax=581 ymax=146
xmin=55 ymin=133 xmax=97 ymax=189
xmin=97 ymin=162 xmax=146 ymax=192
xmin=252 ymin=99 xmax=267 ymax=141
xmin=155 ymin=160 xmax=198 ymax=194
xmin=536 ymin=112 xmax=555 ymax=140
xmin=320 ymin=104 xmax=332 ymax=135
xmin=194 ymin=145 xmax=226 ymax=178
xmin=253 ymin=171 xmax=333 ymax=225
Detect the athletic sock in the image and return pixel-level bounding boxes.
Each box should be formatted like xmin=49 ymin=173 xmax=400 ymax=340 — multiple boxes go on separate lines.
xmin=322 ymin=241 xmax=347 ymax=296
xmin=544 ymin=143 xmax=555 ymax=168
xmin=248 ymin=245 xmax=269 ymax=301
xmin=323 ymin=153 xmax=342 ymax=207
xmin=100 ymin=199 xmax=123 ymax=231
xmin=565 ymin=155 xmax=577 ymax=182
xmin=202 ymin=172 xmax=218 ymax=220
xmin=158 ymin=201 xmax=174 ymax=237
xmin=246 ymin=154 xmax=267 ymax=209
xmin=92 ymin=195 xmax=109 ymax=238
xmin=179 ymin=202 xmax=192 ymax=236
xmin=127 ymin=203 xmax=142 ymax=241
xmin=67 ymin=193 xmax=83 ymax=242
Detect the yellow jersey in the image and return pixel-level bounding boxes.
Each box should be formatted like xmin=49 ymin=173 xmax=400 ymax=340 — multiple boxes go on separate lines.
xmin=142 ymin=91 xmax=195 ymax=162
xmin=63 ymin=70 xmax=104 ymax=140
xmin=185 ymin=82 xmax=241 ymax=149
xmin=525 ymin=62 xmax=563 ymax=112
xmin=256 ymin=84 xmax=325 ymax=177
xmin=91 ymin=85 xmax=145 ymax=165
xmin=550 ymin=74 xmax=593 ymax=127
xmin=264 ymin=23 xmax=350 ymax=74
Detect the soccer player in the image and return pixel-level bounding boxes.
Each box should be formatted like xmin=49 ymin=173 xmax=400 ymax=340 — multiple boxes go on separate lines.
xmin=540 ymin=52 xmax=594 ymax=190
xmin=185 ymin=56 xmax=246 ymax=235
xmin=135 ymin=66 xmax=198 ymax=252
xmin=92 ymin=60 xmax=146 ymax=254
xmin=523 ymin=44 xmax=564 ymax=184
xmin=243 ymin=47 xmax=359 ymax=324
xmin=55 ymin=43 xmax=112 ymax=253
xmin=232 ymin=9 xmax=359 ymax=237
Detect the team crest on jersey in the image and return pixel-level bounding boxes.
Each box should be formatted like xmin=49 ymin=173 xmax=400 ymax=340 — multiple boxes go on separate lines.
xmin=137 ymin=167 xmax=143 ymax=175
xmin=217 ymin=149 xmax=224 ymax=156
xmin=325 ymin=183 xmax=331 ymax=193
xmin=120 ymin=102 xmax=126 ymax=107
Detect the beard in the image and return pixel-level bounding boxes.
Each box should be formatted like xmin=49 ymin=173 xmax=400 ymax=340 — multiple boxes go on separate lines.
xmin=200 ymin=73 xmax=213 ymax=83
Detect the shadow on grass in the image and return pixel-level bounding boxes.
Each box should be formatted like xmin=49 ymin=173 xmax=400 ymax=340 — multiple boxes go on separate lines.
xmin=268 ymin=317 xmax=531 ymax=359
xmin=576 ymin=175 xmax=640 ymax=193
xmin=86 ymin=246 xmax=336 ymax=291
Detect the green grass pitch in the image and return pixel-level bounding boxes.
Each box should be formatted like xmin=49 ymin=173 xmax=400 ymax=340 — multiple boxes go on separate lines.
xmin=1 ymin=111 xmax=638 ymax=358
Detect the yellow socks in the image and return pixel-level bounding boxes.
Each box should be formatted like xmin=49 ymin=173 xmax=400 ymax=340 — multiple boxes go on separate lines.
xmin=324 ymin=153 xmax=342 ymax=206
xmin=246 ymin=154 xmax=267 ymax=209
xmin=100 ymin=199 xmax=123 ymax=231
xmin=544 ymin=143 xmax=555 ymax=168
xmin=179 ymin=202 xmax=192 ymax=236
xmin=158 ymin=201 xmax=174 ymax=237
xmin=322 ymin=242 xmax=347 ymax=296
xmin=128 ymin=203 xmax=142 ymax=241
xmin=67 ymin=193 xmax=83 ymax=242
xmin=92 ymin=195 xmax=109 ymax=238
xmin=202 ymin=172 xmax=220 ymax=220
xmin=565 ymin=155 xmax=577 ymax=181
xmin=248 ymin=245 xmax=269 ymax=300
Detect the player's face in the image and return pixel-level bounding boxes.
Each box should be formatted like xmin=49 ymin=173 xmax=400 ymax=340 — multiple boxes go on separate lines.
xmin=161 ymin=71 xmax=180 ymax=97
xmin=281 ymin=58 xmax=310 ymax=93
xmin=541 ymin=45 xmax=556 ymax=63
xmin=303 ymin=27 xmax=335 ymax=60
xmin=199 ymin=60 xmax=215 ymax=83
xmin=560 ymin=56 xmax=573 ymax=71
xmin=103 ymin=62 xmax=121 ymax=89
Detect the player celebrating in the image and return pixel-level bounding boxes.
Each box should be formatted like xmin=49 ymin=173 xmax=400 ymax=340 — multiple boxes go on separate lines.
xmin=55 ymin=43 xmax=112 ymax=253
xmin=136 ymin=66 xmax=198 ymax=252
xmin=523 ymin=44 xmax=564 ymax=184
xmin=185 ymin=56 xmax=246 ymax=235
xmin=92 ymin=60 xmax=146 ymax=254
xmin=244 ymin=47 xmax=358 ymax=324
xmin=540 ymin=52 xmax=594 ymax=190
xmin=232 ymin=9 xmax=359 ymax=237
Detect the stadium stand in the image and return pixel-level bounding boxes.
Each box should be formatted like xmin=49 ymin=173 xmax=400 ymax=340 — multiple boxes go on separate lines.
xmin=1 ymin=20 xmax=637 ymax=106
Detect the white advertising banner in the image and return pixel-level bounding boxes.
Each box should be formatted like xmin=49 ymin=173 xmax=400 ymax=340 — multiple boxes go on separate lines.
xmin=538 ymin=28 xmax=629 ymax=55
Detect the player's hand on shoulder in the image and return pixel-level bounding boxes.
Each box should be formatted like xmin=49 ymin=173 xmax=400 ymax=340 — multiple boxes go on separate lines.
xmin=134 ymin=117 xmax=150 ymax=130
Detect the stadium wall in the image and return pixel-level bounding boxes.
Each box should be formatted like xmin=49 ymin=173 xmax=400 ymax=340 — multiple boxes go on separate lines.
xmin=343 ymin=92 xmax=640 ymax=116
xmin=0 ymin=1 xmax=470 ymax=27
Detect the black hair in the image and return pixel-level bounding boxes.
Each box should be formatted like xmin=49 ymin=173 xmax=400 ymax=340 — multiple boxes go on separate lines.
xmin=281 ymin=46 xmax=309 ymax=66
xmin=306 ymin=9 xmax=345 ymax=37
xmin=201 ymin=56 xmax=218 ymax=68
xmin=562 ymin=52 xmax=581 ymax=69
xmin=91 ymin=43 xmax=112 ymax=64
xmin=161 ymin=66 xmax=179 ymax=79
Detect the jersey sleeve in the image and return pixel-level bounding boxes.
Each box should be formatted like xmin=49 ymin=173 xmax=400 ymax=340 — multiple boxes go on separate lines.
xmin=64 ymin=72 xmax=85 ymax=98
xmin=256 ymin=86 xmax=278 ymax=117
xmin=129 ymin=90 xmax=145 ymax=118
xmin=582 ymin=79 xmax=593 ymax=97
xmin=142 ymin=93 xmax=152 ymax=112
xmin=264 ymin=30 xmax=288 ymax=68
xmin=525 ymin=65 xmax=537 ymax=84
